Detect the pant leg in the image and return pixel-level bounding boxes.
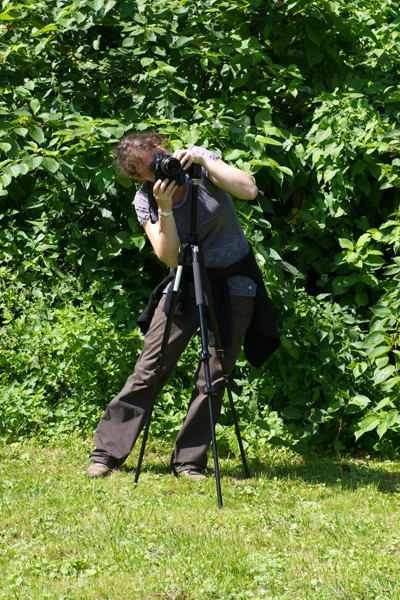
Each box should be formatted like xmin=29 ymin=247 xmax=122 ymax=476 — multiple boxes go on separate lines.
xmin=90 ymin=295 xmax=199 ymax=466
xmin=171 ymin=295 xmax=255 ymax=470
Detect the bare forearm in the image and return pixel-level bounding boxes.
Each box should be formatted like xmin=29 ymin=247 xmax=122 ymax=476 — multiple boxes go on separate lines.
xmin=155 ymin=214 xmax=180 ymax=267
xmin=144 ymin=215 xmax=180 ymax=268
xmin=201 ymin=156 xmax=258 ymax=200
xmin=175 ymin=149 xmax=258 ymax=200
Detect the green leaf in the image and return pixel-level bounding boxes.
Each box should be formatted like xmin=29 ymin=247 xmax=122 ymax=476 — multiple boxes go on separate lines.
xmin=360 ymin=273 xmax=379 ymax=286
xmin=373 ymin=365 xmax=395 ymax=385
xmin=324 ymin=168 xmax=337 ymax=183
xmin=280 ymin=335 xmax=300 ymax=360
xmin=14 ymin=127 xmax=28 ymax=138
xmin=6 ymin=163 xmax=25 ymax=177
xmin=376 ymin=421 xmax=388 ymax=439
xmin=224 ymin=149 xmax=249 ymax=161
xmin=104 ymin=1 xmax=116 ymax=14
xmin=356 ymin=233 xmax=371 ymax=248
xmin=281 ymin=406 xmax=303 ymax=420
xmin=338 ymin=238 xmax=354 ymax=250
xmin=305 ymin=18 xmax=325 ymax=46
xmin=250 ymin=158 xmax=293 ymax=177
xmin=131 ymin=235 xmax=146 ymax=251
xmin=354 ymin=414 xmax=380 ymax=440
xmin=257 ymin=136 xmax=282 ymax=147
xmin=373 ymin=397 xmax=394 ymax=412
xmin=0 ymin=173 xmax=12 ymax=187
xmin=141 ymin=57 xmax=154 ymax=67
xmin=315 ymin=127 xmax=332 ymax=144
xmin=114 ymin=231 xmax=131 ymax=245
xmin=41 ymin=157 xmax=59 ymax=173
xmin=349 ymin=395 xmax=371 ymax=409
xmin=363 ymin=331 xmax=387 ymax=347
xmin=30 ymin=99 xmax=41 ymax=115
xmin=332 ymin=274 xmax=358 ymax=294
xmin=155 ymin=61 xmax=176 ymax=73
xmin=386 ymin=409 xmax=400 ymax=427
xmin=92 ymin=0 xmax=104 ymax=10
xmin=175 ymin=36 xmax=192 ymax=47
xmin=31 ymin=24 xmax=58 ymax=37
xmin=353 ymin=362 xmax=368 ymax=379
xmin=327 ymin=400 xmax=344 ymax=413
xmin=255 ymin=110 xmax=273 ymax=130
xmin=0 ymin=10 xmax=17 ymax=20
xmin=363 ymin=254 xmax=386 ymax=268
xmin=24 ymin=155 xmax=43 ymax=169
xmin=371 ymin=306 xmax=392 ymax=318
xmin=28 ymin=125 xmax=45 ymax=145
xmin=280 ymin=260 xmax=305 ymax=279
xmin=367 ymin=345 xmax=390 ymax=359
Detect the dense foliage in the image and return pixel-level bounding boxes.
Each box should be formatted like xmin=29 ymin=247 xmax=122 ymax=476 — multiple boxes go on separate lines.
xmin=1 ymin=0 xmax=399 ymax=454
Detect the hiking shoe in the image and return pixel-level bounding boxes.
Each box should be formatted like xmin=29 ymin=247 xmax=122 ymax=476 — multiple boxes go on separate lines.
xmin=86 ymin=462 xmax=112 ymax=479
xmin=177 ymin=467 xmax=206 ymax=481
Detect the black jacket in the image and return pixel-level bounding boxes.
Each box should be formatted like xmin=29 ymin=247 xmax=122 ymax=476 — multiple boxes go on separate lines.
xmin=137 ymin=245 xmax=280 ymax=368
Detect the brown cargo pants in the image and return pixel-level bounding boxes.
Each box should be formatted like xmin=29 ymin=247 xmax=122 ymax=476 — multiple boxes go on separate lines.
xmin=89 ymin=293 xmax=255 ymax=470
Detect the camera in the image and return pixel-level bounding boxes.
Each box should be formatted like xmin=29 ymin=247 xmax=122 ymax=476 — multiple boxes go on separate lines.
xmin=153 ymin=153 xmax=186 ymax=186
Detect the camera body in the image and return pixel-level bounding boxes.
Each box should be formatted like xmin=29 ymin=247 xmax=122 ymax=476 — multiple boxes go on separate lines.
xmin=153 ymin=153 xmax=186 ymax=186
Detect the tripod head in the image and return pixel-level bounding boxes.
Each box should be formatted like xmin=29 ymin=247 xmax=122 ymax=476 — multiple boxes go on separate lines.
xmin=189 ymin=163 xmax=202 ymax=182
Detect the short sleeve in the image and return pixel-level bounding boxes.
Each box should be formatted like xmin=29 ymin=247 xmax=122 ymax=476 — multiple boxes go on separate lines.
xmin=189 ymin=146 xmax=220 ymax=179
xmin=134 ymin=183 xmax=151 ymax=226
xmin=190 ymin=146 xmax=220 ymax=162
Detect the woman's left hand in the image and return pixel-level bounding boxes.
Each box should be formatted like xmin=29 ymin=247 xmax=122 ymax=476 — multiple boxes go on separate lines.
xmin=173 ymin=149 xmax=204 ymax=171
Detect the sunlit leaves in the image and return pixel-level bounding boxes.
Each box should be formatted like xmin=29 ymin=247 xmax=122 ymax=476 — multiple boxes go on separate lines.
xmin=1 ymin=0 xmax=400 ymax=452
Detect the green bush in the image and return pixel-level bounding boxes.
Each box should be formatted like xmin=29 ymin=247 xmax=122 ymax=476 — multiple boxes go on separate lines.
xmin=1 ymin=0 xmax=400 ymax=453
xmin=0 ymin=268 xmax=144 ymax=436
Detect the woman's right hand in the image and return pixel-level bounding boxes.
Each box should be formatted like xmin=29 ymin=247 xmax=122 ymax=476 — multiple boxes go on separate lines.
xmin=153 ymin=178 xmax=177 ymax=212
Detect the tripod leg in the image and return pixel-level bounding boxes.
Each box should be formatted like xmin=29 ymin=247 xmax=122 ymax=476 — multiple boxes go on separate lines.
xmin=200 ymin=266 xmax=250 ymax=479
xmin=134 ymin=266 xmax=184 ymax=484
xmin=225 ymin=387 xmax=250 ymax=478
xmin=205 ymin=310 xmax=250 ymax=478
xmin=192 ymin=249 xmax=223 ymax=508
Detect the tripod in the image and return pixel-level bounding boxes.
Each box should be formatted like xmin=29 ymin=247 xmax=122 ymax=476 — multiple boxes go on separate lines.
xmin=134 ymin=165 xmax=250 ymax=508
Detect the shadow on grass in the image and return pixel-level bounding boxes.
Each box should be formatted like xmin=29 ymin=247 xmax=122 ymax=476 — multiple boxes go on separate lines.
xmin=220 ymin=455 xmax=400 ymax=495
xmin=118 ymin=456 xmax=400 ymax=494
xmin=111 ymin=442 xmax=400 ymax=495
xmin=121 ymin=463 xmax=173 ymax=476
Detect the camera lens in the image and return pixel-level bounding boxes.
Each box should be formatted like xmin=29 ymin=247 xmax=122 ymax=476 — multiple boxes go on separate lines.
xmin=154 ymin=153 xmax=186 ymax=186
xmin=161 ymin=156 xmax=181 ymax=177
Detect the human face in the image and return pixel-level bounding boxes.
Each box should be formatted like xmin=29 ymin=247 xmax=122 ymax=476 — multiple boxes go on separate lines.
xmin=137 ymin=146 xmax=169 ymax=182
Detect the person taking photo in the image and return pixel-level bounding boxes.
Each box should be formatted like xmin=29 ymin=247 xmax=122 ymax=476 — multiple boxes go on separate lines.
xmin=86 ymin=131 xmax=280 ymax=481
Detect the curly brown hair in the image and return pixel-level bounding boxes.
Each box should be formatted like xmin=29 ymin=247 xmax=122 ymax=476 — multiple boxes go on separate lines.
xmin=114 ymin=131 xmax=168 ymax=179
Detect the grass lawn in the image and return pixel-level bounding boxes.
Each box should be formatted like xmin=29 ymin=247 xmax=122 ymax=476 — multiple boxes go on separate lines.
xmin=1 ymin=436 xmax=400 ymax=600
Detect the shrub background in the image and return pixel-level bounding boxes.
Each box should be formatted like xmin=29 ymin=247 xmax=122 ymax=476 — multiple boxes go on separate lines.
xmin=1 ymin=0 xmax=400 ymax=454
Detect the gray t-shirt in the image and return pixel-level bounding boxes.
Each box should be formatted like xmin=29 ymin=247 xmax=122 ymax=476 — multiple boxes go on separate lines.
xmin=134 ymin=147 xmax=256 ymax=296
